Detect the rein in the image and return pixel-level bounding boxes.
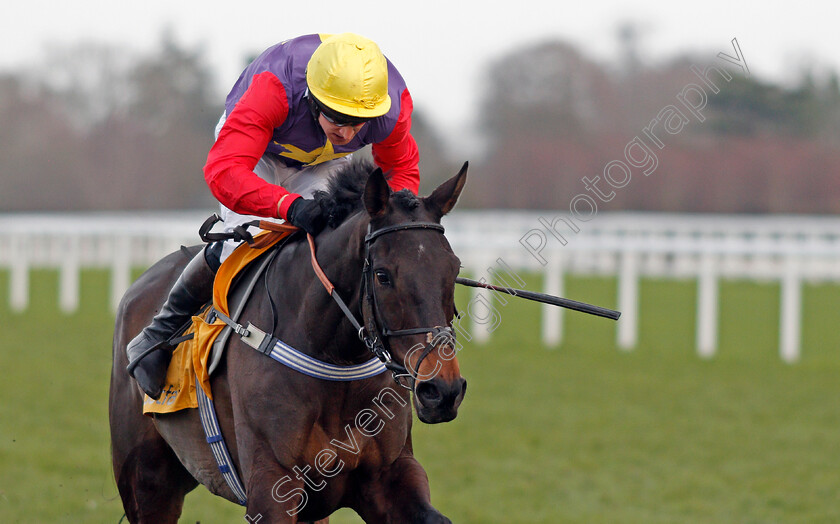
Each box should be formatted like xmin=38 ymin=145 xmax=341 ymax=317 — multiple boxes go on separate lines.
xmin=201 ymin=215 xmax=456 ymax=388
xmin=299 ymin=220 xmax=455 ymax=388
xmin=187 ymin=216 xmax=458 ymax=506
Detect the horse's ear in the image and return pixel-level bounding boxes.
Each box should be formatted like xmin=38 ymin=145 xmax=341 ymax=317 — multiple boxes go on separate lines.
xmin=425 ymin=161 xmax=468 ymax=219
xmin=364 ymin=168 xmax=391 ymax=217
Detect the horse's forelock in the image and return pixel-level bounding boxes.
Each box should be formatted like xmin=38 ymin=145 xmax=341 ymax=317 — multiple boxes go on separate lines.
xmin=391 ymin=190 xmax=421 ymax=212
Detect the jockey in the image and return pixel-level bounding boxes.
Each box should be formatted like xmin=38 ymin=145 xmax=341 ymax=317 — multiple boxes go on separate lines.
xmin=127 ymin=33 xmax=420 ymax=399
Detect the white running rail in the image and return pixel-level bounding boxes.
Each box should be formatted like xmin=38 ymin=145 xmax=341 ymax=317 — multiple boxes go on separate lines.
xmin=2 ymin=210 xmax=839 ymax=362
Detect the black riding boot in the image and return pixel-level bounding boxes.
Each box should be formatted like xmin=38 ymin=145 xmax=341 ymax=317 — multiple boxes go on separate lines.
xmin=126 ymin=246 xmax=218 ymax=399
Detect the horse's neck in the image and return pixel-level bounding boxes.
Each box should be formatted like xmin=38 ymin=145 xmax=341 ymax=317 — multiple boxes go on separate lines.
xmin=266 ymin=215 xmax=370 ymax=363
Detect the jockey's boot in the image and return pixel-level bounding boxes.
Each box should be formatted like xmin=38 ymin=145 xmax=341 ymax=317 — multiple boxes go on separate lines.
xmin=126 ymin=247 xmax=217 ymax=399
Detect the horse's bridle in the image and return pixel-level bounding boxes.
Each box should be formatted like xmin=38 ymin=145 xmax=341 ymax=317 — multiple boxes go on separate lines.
xmin=362 ymin=222 xmax=457 ymax=387
xmin=309 ymin=221 xmax=456 ymax=389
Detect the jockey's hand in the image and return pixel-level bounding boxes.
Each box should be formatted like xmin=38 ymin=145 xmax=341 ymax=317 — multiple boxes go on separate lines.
xmin=286 ymin=197 xmax=327 ymax=236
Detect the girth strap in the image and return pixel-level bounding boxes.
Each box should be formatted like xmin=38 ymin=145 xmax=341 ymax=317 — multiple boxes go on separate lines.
xmin=196 ymin=305 xmax=388 ymax=507
xmin=195 ymin=377 xmax=247 ymax=505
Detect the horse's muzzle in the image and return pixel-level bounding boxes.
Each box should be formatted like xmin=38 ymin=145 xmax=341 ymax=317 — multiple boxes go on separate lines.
xmin=414 ymin=376 xmax=467 ymax=424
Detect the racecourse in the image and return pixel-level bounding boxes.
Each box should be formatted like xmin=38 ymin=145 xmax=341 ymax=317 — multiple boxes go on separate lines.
xmin=1 ymin=269 xmax=839 ymax=523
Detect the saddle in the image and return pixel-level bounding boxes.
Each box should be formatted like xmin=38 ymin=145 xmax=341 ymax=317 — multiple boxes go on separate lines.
xmin=143 ymin=230 xmax=293 ymax=415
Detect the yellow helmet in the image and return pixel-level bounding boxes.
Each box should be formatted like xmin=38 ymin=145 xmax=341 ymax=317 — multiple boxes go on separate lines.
xmin=306 ymin=33 xmax=391 ymax=119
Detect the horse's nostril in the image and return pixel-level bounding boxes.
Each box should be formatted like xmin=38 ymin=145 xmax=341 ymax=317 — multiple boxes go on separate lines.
xmin=416 ymin=381 xmax=442 ymax=405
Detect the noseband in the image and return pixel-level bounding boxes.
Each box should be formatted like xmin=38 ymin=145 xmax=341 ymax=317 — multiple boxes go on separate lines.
xmin=311 ymin=221 xmax=456 ymax=389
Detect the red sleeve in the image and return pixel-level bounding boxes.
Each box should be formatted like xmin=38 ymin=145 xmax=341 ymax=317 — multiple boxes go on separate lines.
xmin=371 ymin=89 xmax=420 ymax=194
xmin=203 ymin=71 xmax=301 ymax=219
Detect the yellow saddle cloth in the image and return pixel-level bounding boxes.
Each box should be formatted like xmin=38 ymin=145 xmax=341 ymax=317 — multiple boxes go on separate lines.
xmin=143 ymin=230 xmax=291 ymax=415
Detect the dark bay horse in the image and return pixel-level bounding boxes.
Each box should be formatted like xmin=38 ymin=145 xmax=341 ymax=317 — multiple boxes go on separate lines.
xmin=109 ymin=161 xmax=469 ymax=523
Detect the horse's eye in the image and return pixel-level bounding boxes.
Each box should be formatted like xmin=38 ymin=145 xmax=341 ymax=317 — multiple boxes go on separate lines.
xmin=375 ymin=269 xmax=391 ymax=285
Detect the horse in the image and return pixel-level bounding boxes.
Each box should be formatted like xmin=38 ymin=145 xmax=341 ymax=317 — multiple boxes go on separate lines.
xmin=109 ymin=160 xmax=469 ymax=523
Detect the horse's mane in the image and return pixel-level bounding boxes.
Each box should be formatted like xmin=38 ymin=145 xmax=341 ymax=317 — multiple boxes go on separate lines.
xmin=314 ymin=159 xmax=421 ymax=229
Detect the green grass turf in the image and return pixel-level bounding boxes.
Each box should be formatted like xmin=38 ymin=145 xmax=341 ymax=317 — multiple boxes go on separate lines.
xmin=0 ymin=269 xmax=838 ymax=523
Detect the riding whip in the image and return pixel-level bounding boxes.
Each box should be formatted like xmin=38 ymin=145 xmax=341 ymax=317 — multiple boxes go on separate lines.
xmin=455 ymin=277 xmax=621 ymax=320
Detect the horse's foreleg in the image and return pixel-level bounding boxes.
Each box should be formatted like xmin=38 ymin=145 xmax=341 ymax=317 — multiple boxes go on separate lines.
xmin=352 ymin=455 xmax=451 ymax=524
xmin=243 ymin=464 xmax=312 ymax=524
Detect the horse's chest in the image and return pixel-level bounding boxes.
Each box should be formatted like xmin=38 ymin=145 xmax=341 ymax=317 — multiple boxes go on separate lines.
xmin=304 ymin=407 xmax=409 ymax=473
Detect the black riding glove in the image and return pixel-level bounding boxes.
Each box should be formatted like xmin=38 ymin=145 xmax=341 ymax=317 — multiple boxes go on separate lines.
xmin=286 ymin=197 xmax=327 ymax=236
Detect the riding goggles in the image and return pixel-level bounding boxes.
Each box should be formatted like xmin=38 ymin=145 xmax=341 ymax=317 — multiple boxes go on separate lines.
xmin=321 ymin=111 xmax=367 ymax=127
xmin=307 ymin=91 xmax=371 ymax=127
